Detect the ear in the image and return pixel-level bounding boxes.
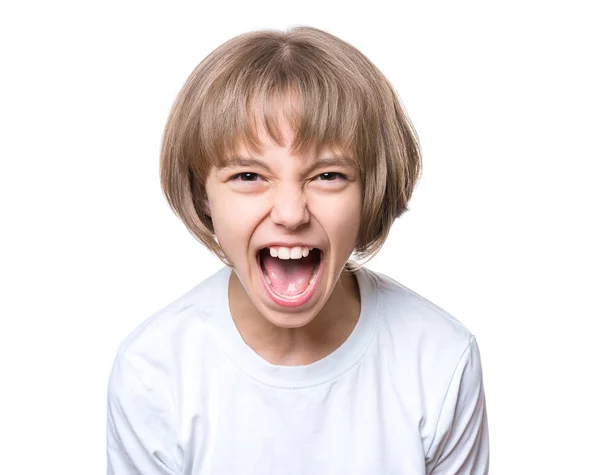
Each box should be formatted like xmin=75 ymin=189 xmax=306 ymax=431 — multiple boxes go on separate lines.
xmin=201 ymin=194 xmax=211 ymax=217
xmin=198 ymin=186 xmax=211 ymax=217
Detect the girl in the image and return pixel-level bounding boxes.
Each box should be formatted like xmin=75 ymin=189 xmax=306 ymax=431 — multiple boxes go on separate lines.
xmin=107 ymin=26 xmax=489 ymax=474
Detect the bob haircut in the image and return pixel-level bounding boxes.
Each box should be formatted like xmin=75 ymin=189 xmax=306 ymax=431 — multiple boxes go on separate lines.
xmin=160 ymin=26 xmax=422 ymax=271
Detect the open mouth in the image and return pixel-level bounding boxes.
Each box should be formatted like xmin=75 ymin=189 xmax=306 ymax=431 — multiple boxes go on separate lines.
xmin=256 ymin=247 xmax=323 ymax=306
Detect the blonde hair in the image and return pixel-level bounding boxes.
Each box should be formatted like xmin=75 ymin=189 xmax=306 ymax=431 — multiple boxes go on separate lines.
xmin=160 ymin=26 xmax=422 ymax=271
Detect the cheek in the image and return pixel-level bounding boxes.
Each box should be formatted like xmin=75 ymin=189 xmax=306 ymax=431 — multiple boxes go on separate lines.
xmin=310 ymin=192 xmax=362 ymax=248
xmin=210 ymin=198 xmax=265 ymax=252
xmin=336 ymin=203 xmax=362 ymax=245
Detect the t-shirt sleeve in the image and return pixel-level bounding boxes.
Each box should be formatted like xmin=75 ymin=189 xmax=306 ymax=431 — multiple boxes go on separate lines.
xmin=106 ymin=349 xmax=181 ymax=474
xmin=425 ymin=336 xmax=490 ymax=474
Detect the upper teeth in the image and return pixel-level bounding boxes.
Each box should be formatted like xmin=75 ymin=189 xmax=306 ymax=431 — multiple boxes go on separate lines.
xmin=269 ymin=246 xmax=314 ymax=259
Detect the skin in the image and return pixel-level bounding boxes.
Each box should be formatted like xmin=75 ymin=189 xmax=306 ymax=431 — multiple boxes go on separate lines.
xmin=203 ymin=121 xmax=363 ymax=366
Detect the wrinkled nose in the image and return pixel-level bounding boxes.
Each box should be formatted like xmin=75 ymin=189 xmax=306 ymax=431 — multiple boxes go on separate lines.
xmin=270 ymin=185 xmax=310 ymax=231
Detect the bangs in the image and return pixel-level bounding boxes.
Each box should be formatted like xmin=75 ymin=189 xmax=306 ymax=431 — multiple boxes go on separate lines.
xmin=219 ymin=84 xmax=361 ymax=167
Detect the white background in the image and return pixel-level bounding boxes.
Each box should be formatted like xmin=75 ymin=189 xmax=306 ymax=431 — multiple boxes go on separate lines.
xmin=1 ymin=0 xmax=598 ymax=473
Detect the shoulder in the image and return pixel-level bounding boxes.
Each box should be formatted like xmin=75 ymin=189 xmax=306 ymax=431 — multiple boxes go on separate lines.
xmin=112 ymin=266 xmax=230 ymax=381
xmin=364 ymin=267 xmax=474 ymax=355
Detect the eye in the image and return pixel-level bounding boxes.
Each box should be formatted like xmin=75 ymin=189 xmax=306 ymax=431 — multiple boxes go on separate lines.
xmin=230 ymin=172 xmax=262 ymax=182
xmin=314 ymin=172 xmax=347 ymax=181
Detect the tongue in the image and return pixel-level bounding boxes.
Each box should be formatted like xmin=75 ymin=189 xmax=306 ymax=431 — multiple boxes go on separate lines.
xmin=261 ymin=251 xmax=317 ymax=296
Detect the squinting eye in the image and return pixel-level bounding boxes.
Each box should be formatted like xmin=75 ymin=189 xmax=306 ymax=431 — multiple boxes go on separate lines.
xmin=316 ymin=172 xmax=347 ymax=181
xmin=231 ymin=172 xmax=261 ymax=182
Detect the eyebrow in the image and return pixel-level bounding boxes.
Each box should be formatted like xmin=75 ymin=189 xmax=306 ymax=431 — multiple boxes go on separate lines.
xmin=219 ymin=156 xmax=357 ymax=173
xmin=219 ymin=157 xmax=271 ymax=171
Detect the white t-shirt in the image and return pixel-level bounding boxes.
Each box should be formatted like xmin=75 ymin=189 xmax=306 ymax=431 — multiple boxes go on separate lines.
xmin=107 ymin=265 xmax=489 ymax=474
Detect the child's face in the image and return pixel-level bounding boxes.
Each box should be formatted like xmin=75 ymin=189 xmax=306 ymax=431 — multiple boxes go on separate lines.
xmin=204 ymin=121 xmax=362 ymax=328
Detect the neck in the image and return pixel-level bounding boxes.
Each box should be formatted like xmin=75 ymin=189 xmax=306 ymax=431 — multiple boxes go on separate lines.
xmin=228 ymin=268 xmax=361 ymax=366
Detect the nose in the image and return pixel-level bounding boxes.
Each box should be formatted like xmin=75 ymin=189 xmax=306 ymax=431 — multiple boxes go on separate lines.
xmin=270 ymin=184 xmax=310 ymax=231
